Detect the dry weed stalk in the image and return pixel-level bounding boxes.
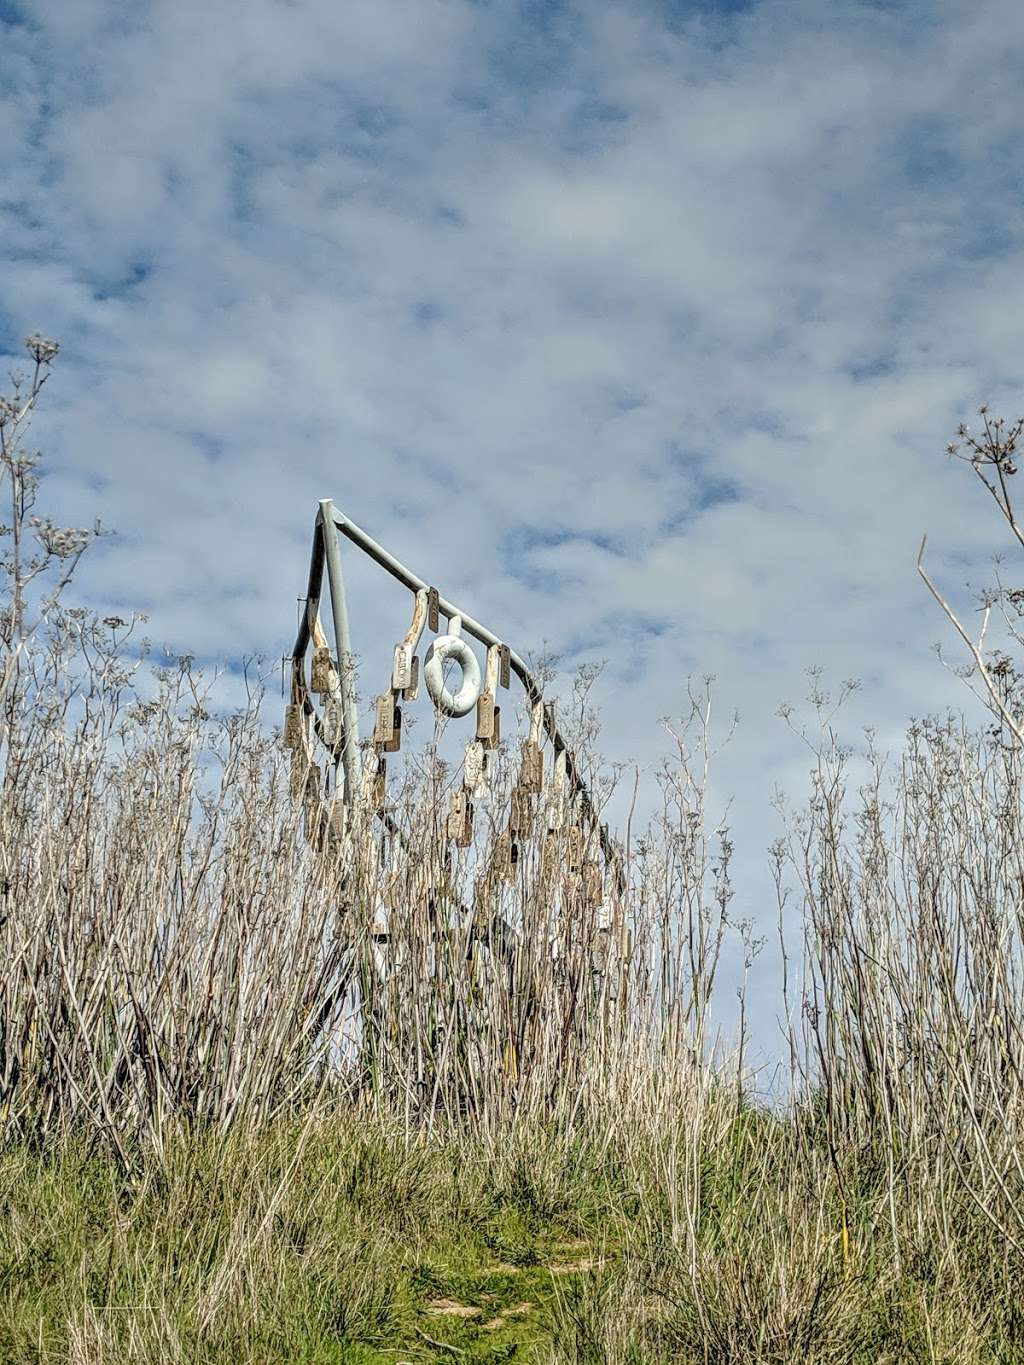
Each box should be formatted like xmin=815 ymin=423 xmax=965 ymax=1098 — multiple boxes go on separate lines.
xmin=0 ymin=339 xmax=737 ymax=1173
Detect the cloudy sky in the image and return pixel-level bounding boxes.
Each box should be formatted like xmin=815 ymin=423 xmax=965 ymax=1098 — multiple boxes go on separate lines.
xmin=4 ymin=0 xmax=1023 ymax=1063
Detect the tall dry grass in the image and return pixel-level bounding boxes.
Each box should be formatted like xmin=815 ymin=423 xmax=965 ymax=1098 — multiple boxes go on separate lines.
xmin=0 ymin=337 xmax=734 ymax=1167
xmin=3 ymin=340 xmax=1024 ymax=1360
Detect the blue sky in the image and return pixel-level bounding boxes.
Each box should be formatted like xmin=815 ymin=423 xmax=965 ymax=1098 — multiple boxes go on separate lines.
xmin=3 ymin=0 xmax=1024 ymax=1062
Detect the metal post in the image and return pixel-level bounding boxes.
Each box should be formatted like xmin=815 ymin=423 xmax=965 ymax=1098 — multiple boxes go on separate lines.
xmin=318 ymin=499 xmax=361 ymax=803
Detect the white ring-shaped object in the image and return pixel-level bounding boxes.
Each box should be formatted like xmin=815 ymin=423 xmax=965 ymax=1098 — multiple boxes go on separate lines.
xmin=424 ymin=634 xmax=482 ymax=718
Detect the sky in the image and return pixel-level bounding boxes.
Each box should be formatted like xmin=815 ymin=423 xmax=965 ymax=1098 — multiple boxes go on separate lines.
xmin=3 ymin=0 xmax=1024 ymax=1071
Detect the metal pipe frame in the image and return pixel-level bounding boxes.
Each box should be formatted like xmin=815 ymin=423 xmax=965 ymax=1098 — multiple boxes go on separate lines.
xmin=291 ymin=502 xmax=623 ymax=890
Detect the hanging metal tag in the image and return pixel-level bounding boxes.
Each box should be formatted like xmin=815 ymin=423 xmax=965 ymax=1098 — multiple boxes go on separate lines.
xmin=384 ymin=703 xmax=402 ymax=753
xmin=542 ymin=829 xmax=559 ymax=878
xmin=464 ymin=739 xmax=487 ymax=795
xmin=567 ymin=824 xmax=584 ymax=872
xmin=447 ymin=790 xmax=474 ymax=847
xmin=283 ymin=703 xmax=306 ymax=750
xmin=304 ymin=799 xmax=324 ymax=848
xmin=327 ymin=799 xmax=347 ymax=840
xmin=520 ymin=700 xmax=544 ymax=792
xmin=494 ymin=832 xmax=514 ymax=883
xmin=477 ymin=643 xmax=501 ymax=745
xmin=311 ymin=645 xmax=335 ymax=695
xmin=521 ymin=743 xmax=543 ymax=791
xmin=476 ymin=689 xmax=496 ymax=741
xmin=511 ymin=785 xmax=533 ymax=836
xmin=374 ymin=693 xmax=395 ymax=746
xmin=392 ymin=643 xmax=414 ymax=692
xmin=322 ymin=696 xmax=342 ymax=747
xmin=583 ymin=860 xmax=604 ymax=907
xmin=371 ymin=754 xmax=386 ymax=809
xmin=403 ymin=655 xmax=420 ymax=701
xmin=547 ymin=747 xmax=568 ymax=828
xmin=290 ymin=748 xmax=312 ymax=798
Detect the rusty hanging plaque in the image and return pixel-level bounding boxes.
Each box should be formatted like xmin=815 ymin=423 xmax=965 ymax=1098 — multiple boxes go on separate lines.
xmin=310 ymin=645 xmax=335 ymax=694
xmin=541 ymin=829 xmax=559 ymax=878
xmin=520 ymin=740 xmax=543 ymax=793
xmin=464 ymin=739 xmax=487 ymax=794
xmin=511 ymin=785 xmax=533 ymax=836
xmin=498 ymin=643 xmax=511 ymax=690
xmin=472 ymin=874 xmax=487 ymax=910
xmin=283 ymin=702 xmax=305 ymax=750
xmin=567 ymin=824 xmax=584 ymax=873
xmin=304 ymin=800 xmax=323 ymax=849
xmin=476 ymin=689 xmax=496 ymax=742
xmin=494 ymin=832 xmax=514 ymax=883
xmin=427 ymin=586 xmax=440 ymax=633
xmin=487 ymin=704 xmax=501 ymax=750
xmin=384 ymin=703 xmax=402 ymax=753
xmin=392 ymin=642 xmax=414 ymax=692
xmin=403 ymin=655 xmax=420 ymax=701
xmin=447 ymin=790 xmax=474 ymax=848
xmin=374 ymin=693 xmax=395 ymax=746
xmin=328 ymin=697 xmax=345 ymax=747
xmin=328 ymin=799 xmax=347 ymax=840
xmin=583 ymin=860 xmax=604 ymax=907
xmin=289 ymin=748 xmax=312 ymax=798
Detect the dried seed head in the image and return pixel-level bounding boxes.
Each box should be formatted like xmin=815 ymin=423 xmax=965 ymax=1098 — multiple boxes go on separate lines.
xmin=25 ymin=333 xmax=59 ymax=365
xmin=29 ymin=517 xmax=90 ymax=559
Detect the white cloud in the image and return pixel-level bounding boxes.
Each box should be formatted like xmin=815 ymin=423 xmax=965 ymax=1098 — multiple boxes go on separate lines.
xmin=3 ymin=0 xmax=1024 ymax=1052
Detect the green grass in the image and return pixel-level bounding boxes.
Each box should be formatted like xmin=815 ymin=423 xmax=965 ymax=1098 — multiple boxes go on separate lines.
xmin=2 ymin=1111 xmax=1023 ymax=1363
xmin=0 ymin=1119 xmax=624 ymax=1363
